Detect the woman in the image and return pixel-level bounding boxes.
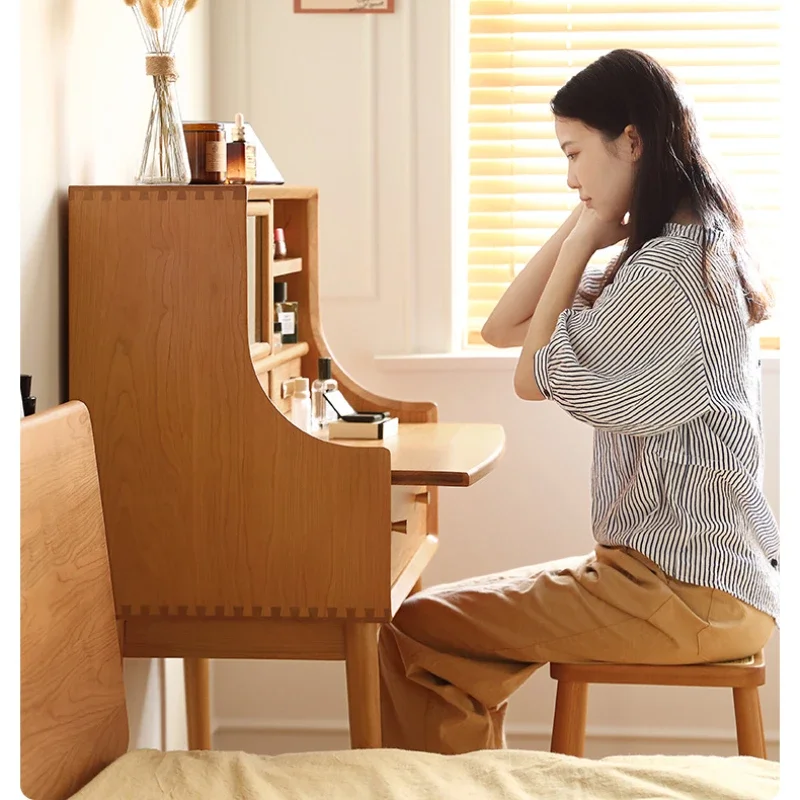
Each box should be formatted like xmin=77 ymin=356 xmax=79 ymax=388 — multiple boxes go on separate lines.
xmin=379 ymin=49 xmax=779 ymax=755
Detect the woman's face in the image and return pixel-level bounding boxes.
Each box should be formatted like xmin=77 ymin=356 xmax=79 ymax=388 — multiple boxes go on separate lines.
xmin=554 ymin=116 xmax=639 ymax=223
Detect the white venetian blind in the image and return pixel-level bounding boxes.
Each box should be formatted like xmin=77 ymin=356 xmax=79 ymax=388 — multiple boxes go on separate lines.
xmin=466 ymin=0 xmax=783 ymax=348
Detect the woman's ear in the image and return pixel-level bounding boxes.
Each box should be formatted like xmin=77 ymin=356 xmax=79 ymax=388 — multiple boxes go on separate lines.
xmin=624 ymin=124 xmax=642 ymax=162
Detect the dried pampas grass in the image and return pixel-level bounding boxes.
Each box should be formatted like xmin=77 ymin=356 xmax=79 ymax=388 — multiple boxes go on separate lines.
xmin=140 ymin=0 xmax=161 ymax=31
xmin=122 ymin=0 xmax=201 ymax=43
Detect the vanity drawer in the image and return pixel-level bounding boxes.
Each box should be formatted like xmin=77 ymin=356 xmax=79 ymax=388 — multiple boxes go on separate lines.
xmin=256 ymin=371 xmax=270 ymax=396
xmin=391 ymin=485 xmax=429 ymax=533
xmin=269 ymin=357 xmax=303 ymax=415
xmin=390 ymin=486 xmax=430 ymax=581
xmin=251 ymin=343 xmax=272 ymax=396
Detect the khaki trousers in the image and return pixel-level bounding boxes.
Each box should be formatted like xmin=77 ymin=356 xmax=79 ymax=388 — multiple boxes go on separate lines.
xmin=379 ymin=545 xmax=775 ymax=754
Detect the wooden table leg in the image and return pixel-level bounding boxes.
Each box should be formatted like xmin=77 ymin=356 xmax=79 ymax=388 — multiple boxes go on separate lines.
xmin=184 ymin=658 xmax=211 ymax=750
xmin=344 ymin=622 xmax=382 ymax=749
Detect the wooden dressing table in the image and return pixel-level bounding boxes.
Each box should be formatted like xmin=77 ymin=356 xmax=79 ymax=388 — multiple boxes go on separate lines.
xmin=68 ymin=185 xmax=505 ymax=750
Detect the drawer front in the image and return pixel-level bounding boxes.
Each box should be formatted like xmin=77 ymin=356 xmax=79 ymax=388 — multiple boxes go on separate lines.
xmin=390 ymin=485 xmax=430 ymax=582
xmin=269 ymin=358 xmax=303 ymax=415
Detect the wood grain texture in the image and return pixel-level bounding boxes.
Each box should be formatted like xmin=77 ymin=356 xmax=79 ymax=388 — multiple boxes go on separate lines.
xmin=246 ymin=201 xmax=272 ymax=217
xmin=550 ymin=682 xmax=589 ymax=757
xmin=273 ymin=256 xmax=303 ymax=278
xmin=21 ymin=401 xmax=128 ymax=800
xmin=259 ymin=186 xmax=444 ymax=535
xmin=247 ymin=185 xmax=319 ymax=200
xmin=253 ymin=341 xmax=309 ymax=374
xmin=344 ymin=623 xmax=382 ymax=748
xmin=184 ymin=659 xmax=211 ymax=750
xmin=69 ymin=186 xmax=393 ymax=619
xmin=389 ymin=486 xmax=430 ymax=581
xmin=259 ymin=208 xmax=276 ymax=351
xmin=549 ymin=654 xmax=768 ymax=759
xmin=329 ymin=423 xmax=506 ymax=486
xmin=123 ymin=617 xmax=351 ymax=659
xmin=733 ymin=687 xmax=767 ymax=757
xmin=68 ymin=183 xmax=506 ymax=754
xmin=250 ymin=342 xmax=272 ymax=363
xmin=391 ymin=535 xmax=439 ymax=615
xmin=549 ymin=651 xmax=766 ymax=688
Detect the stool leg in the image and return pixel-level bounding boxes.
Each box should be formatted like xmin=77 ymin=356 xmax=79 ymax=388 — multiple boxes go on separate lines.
xmin=184 ymin=658 xmax=212 ymax=750
xmin=733 ymin=687 xmax=767 ymax=758
xmin=551 ymin=681 xmax=589 ymax=757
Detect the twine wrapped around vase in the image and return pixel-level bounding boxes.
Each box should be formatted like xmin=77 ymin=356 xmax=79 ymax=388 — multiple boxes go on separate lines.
xmin=145 ymin=54 xmax=178 ymax=80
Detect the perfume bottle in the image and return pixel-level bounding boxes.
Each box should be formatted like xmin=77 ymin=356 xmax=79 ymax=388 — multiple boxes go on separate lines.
xmin=227 ymin=112 xmax=257 ymax=184
xmin=272 ymin=320 xmax=283 ymax=353
xmin=289 ymin=377 xmax=312 ymax=433
xmin=312 ymin=357 xmax=338 ymax=430
xmin=274 ymin=281 xmax=298 ymax=344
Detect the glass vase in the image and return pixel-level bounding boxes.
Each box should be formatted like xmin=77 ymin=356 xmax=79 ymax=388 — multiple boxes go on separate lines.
xmin=136 ymin=53 xmax=191 ymax=185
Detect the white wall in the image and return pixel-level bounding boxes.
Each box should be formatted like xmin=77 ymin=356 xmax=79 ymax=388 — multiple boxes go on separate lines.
xmin=20 ymin=0 xmax=211 ymax=751
xmin=209 ymin=0 xmax=780 ymax=759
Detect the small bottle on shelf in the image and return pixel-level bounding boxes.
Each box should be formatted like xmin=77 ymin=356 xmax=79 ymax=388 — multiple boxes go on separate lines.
xmin=312 ymin=357 xmax=338 ymax=430
xmin=183 ymin=122 xmax=227 ymax=184
xmin=289 ymin=377 xmax=312 ymax=433
xmin=274 ymin=281 xmax=298 ymax=344
xmin=226 ymin=112 xmax=257 ymax=184
xmin=274 ymin=227 xmax=288 ymax=260
xmin=272 ymin=321 xmax=283 ymax=353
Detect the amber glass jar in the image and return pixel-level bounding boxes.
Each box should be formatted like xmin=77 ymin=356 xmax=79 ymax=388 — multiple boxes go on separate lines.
xmin=183 ymin=122 xmax=227 ymax=184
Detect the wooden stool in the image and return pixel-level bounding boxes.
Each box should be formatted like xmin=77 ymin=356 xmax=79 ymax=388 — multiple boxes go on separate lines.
xmin=549 ymin=652 xmax=767 ymax=759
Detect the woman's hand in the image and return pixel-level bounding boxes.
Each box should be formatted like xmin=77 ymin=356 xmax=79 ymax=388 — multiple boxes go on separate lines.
xmin=566 ymin=204 xmax=629 ymax=253
xmin=480 ymin=202 xmax=590 ymax=348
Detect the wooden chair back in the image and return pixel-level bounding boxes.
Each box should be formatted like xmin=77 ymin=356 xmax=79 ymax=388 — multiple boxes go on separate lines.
xmin=21 ymin=401 xmax=128 ymax=800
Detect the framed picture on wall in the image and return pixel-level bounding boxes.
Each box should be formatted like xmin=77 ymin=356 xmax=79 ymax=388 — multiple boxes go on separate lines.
xmin=294 ymin=0 xmax=395 ymax=12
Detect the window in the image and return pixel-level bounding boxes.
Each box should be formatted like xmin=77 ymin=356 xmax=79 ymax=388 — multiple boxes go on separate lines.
xmin=465 ymin=0 xmax=784 ymax=349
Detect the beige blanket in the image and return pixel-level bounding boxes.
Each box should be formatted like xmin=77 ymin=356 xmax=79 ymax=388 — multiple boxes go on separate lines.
xmin=70 ymin=748 xmax=779 ymax=800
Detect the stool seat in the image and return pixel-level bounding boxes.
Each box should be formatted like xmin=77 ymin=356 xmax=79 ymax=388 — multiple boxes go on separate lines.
xmin=548 ymin=651 xmax=767 ymax=759
xmin=550 ymin=651 xmax=764 ymax=688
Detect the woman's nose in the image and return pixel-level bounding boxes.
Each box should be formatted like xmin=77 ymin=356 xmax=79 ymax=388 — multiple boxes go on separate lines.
xmin=567 ymin=169 xmax=580 ymax=191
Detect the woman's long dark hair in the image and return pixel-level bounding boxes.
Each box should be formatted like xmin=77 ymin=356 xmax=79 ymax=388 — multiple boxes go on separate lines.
xmin=550 ymin=48 xmax=772 ymax=325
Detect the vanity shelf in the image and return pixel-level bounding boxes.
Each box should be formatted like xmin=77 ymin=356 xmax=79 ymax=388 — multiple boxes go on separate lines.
xmin=250 ymin=342 xmax=272 ymax=361
xmin=251 ymin=341 xmax=308 ymax=374
xmin=246 ymin=201 xmax=271 ymax=217
xmin=273 ymin=257 xmax=303 ymax=278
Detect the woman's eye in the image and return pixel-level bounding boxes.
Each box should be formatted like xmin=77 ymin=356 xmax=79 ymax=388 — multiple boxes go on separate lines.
xmin=566 ymin=153 xmax=577 ymax=161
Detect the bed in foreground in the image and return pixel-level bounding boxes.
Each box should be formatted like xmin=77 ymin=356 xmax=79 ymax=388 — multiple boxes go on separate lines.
xmin=71 ymin=747 xmax=778 ymax=800
xmin=21 ymin=402 xmax=779 ymax=800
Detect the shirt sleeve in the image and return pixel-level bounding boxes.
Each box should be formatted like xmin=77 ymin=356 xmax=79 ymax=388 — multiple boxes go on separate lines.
xmin=533 ymin=249 xmax=709 ymax=437
xmin=571 ymin=257 xmax=614 ymax=311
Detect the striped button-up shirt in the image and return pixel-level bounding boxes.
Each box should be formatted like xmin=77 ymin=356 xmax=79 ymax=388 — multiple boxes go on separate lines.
xmin=534 ymin=223 xmax=780 ymax=622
